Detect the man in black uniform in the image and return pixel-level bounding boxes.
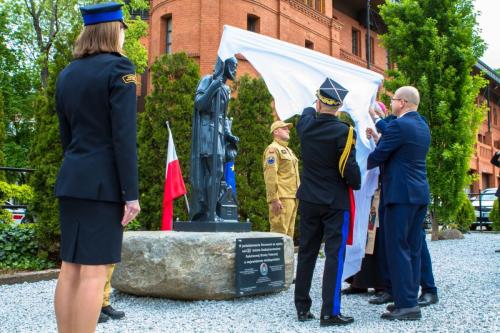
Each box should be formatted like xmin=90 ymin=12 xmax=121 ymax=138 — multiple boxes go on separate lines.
xmin=294 ymin=78 xmax=361 ymax=327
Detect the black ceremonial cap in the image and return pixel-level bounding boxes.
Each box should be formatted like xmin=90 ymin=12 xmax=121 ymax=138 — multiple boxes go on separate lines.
xmin=316 ymin=78 xmax=349 ymax=107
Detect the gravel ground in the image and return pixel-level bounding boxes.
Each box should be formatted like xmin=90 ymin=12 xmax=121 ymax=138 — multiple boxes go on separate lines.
xmin=1 ymin=232 xmax=499 ymax=333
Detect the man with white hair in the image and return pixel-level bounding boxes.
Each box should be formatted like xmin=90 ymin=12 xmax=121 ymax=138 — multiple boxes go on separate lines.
xmin=367 ymin=86 xmax=431 ymax=321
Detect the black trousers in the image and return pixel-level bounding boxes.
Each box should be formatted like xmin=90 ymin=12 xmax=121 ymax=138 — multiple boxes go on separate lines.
xmin=294 ymin=201 xmax=349 ymax=317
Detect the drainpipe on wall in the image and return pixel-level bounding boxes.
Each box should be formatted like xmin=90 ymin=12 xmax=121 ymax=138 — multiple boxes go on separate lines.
xmin=366 ymin=0 xmax=371 ymax=69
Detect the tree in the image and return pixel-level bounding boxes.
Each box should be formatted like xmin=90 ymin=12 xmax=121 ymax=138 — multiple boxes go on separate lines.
xmin=30 ymin=26 xmax=79 ymax=260
xmin=0 ymin=8 xmax=36 ymax=169
xmin=230 ymin=75 xmax=275 ymax=231
xmin=379 ymin=0 xmax=487 ymax=240
xmin=0 ymin=91 xmax=5 ymax=179
xmin=137 ymin=52 xmax=200 ymax=230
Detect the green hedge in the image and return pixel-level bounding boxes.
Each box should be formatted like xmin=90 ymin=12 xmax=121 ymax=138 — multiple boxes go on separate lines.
xmin=0 ymin=223 xmax=55 ymax=270
xmin=489 ymin=199 xmax=500 ymax=231
xmin=229 ymin=75 xmax=275 ymax=231
xmin=450 ymin=192 xmax=475 ymax=232
xmin=137 ymin=52 xmax=200 ymax=230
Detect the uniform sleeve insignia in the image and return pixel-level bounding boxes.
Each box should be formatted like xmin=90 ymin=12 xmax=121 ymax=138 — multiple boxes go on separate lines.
xmin=267 ymin=156 xmax=275 ymax=165
xmin=122 ymin=74 xmax=137 ymax=84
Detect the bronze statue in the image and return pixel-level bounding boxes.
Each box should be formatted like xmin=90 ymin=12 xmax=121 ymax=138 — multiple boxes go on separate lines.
xmin=189 ymin=57 xmax=239 ymax=222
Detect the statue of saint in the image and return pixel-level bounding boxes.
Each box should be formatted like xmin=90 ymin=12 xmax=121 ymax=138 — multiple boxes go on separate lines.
xmin=189 ymin=57 xmax=239 ymax=221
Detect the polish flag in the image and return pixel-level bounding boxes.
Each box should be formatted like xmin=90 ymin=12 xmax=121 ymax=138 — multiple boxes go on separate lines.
xmin=161 ymin=127 xmax=187 ymax=230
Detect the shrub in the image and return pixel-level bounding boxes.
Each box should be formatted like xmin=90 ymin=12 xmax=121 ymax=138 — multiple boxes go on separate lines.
xmin=451 ymin=192 xmax=475 ymax=232
xmin=229 ymin=75 xmax=275 ymax=231
xmin=0 ymin=223 xmax=55 ymax=270
xmin=137 ymin=52 xmax=200 ymax=230
xmin=489 ymin=199 xmax=500 ymax=231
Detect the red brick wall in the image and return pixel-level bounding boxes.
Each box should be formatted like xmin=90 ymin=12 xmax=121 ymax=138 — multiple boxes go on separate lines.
xmin=148 ymin=0 xmax=348 ymax=77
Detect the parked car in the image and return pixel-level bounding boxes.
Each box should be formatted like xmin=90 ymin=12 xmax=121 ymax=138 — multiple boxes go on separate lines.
xmin=1 ymin=201 xmax=27 ymax=224
xmin=470 ymin=188 xmax=496 ymax=230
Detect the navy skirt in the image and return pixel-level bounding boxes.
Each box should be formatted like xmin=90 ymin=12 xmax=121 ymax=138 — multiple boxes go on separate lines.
xmin=59 ymin=197 xmax=124 ymax=265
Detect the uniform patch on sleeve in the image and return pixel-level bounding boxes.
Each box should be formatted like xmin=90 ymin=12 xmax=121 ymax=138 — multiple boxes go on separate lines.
xmin=122 ymin=74 xmax=137 ymax=84
xmin=267 ymin=156 xmax=275 ymax=165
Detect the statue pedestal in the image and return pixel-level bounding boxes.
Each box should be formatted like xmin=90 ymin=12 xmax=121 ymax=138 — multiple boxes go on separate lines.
xmin=112 ymin=231 xmax=294 ymax=300
xmin=173 ymin=221 xmax=251 ymax=232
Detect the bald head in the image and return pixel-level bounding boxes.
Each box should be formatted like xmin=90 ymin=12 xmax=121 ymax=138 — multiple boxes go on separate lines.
xmin=395 ymin=86 xmax=420 ymax=108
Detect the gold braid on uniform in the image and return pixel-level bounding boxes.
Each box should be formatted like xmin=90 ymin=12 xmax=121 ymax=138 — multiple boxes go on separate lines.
xmin=339 ymin=126 xmax=354 ymax=178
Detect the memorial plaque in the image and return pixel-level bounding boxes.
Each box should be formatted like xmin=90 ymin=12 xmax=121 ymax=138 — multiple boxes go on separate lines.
xmin=235 ymin=237 xmax=285 ymax=296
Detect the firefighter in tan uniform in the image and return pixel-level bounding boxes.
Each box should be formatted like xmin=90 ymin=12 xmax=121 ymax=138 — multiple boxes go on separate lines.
xmin=263 ymin=120 xmax=300 ymax=238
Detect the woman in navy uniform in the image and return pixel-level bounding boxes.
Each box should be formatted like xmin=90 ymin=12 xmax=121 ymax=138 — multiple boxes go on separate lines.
xmin=53 ymin=3 xmax=140 ymax=332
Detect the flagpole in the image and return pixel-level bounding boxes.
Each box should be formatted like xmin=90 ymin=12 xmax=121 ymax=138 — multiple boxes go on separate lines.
xmin=165 ymin=121 xmax=190 ymax=216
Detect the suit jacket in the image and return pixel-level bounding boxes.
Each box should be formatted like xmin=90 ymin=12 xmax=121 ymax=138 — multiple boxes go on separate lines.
xmin=368 ymin=111 xmax=430 ymax=206
xmin=296 ymin=107 xmax=361 ymax=209
xmin=55 ymin=52 xmax=138 ymax=203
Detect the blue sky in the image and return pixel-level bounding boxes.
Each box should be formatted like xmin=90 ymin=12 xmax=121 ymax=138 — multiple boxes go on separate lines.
xmin=475 ymin=0 xmax=499 ymax=69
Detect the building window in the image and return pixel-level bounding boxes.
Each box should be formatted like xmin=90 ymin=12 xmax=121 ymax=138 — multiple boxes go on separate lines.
xmin=303 ymin=0 xmax=325 ymax=13
xmin=247 ymin=14 xmax=260 ymax=33
xmin=305 ymin=40 xmax=314 ymax=50
xmin=165 ymin=16 xmax=172 ymax=54
xmin=352 ymin=29 xmax=361 ymax=56
xmin=482 ymin=173 xmax=491 ymax=189
xmin=370 ymin=37 xmax=375 ymax=64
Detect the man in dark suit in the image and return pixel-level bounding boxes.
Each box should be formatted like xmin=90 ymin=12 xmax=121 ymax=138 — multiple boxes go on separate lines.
xmin=368 ymin=109 xmax=439 ymax=308
xmin=294 ymin=78 xmax=361 ymax=327
xmin=367 ymin=86 xmax=431 ymax=321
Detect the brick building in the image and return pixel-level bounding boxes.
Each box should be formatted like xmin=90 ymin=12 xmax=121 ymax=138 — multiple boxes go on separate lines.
xmin=138 ymin=0 xmax=500 ymax=192
xmin=470 ymin=61 xmax=500 ymax=193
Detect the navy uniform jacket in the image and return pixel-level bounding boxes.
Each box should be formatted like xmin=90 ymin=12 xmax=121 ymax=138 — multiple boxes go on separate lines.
xmin=55 ymin=52 xmax=138 ymax=203
xmin=296 ymin=107 xmax=361 ymax=210
xmin=368 ymin=111 xmax=430 ymax=206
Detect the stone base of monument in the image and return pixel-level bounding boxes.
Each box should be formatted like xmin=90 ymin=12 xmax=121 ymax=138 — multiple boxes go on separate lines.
xmin=173 ymin=221 xmax=252 ymax=232
xmin=112 ymin=231 xmax=294 ymax=300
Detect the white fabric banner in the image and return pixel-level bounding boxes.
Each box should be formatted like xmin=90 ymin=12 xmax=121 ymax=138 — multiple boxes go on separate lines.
xmin=218 ymin=25 xmax=382 ymax=280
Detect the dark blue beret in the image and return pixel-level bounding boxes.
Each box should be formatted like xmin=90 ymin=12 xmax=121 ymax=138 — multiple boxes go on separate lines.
xmin=316 ymin=78 xmax=349 ymax=107
xmin=80 ymin=2 xmax=127 ymax=27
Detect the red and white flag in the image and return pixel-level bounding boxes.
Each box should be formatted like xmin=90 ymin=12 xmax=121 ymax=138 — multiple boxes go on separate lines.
xmin=161 ymin=126 xmax=187 ymax=230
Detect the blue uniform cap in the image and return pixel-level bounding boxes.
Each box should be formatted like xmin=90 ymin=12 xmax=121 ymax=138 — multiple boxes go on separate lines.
xmin=80 ymin=2 xmax=127 ymax=28
xmin=316 ymin=78 xmax=349 ymax=107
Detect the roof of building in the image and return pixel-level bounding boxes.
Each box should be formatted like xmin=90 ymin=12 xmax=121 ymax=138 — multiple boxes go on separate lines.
xmin=476 ymin=59 xmax=500 ymax=86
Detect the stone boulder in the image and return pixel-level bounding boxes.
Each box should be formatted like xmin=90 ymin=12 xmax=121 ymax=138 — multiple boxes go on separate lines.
xmin=112 ymin=231 xmax=294 ymax=300
xmin=438 ymin=228 xmax=464 ymax=240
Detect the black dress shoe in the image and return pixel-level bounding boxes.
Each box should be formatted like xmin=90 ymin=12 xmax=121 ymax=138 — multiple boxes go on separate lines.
xmin=101 ymin=305 xmax=125 ymax=320
xmin=418 ymin=293 xmax=439 ymax=307
xmin=97 ymin=312 xmax=109 ymax=324
xmin=320 ymin=314 xmax=354 ymax=326
xmin=381 ymin=306 xmax=421 ymax=321
xmin=342 ymin=286 xmax=368 ymax=295
xmin=297 ymin=311 xmax=315 ymax=322
xmin=369 ymin=291 xmax=393 ymax=304
xmin=386 ymin=303 xmax=396 ymax=312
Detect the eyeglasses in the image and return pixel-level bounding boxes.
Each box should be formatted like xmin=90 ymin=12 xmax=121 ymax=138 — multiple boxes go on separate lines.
xmin=391 ymin=97 xmax=407 ymax=103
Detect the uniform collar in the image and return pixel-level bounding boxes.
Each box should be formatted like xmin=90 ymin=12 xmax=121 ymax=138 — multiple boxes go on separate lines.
xmin=274 ymin=139 xmax=289 ymax=147
xmin=317 ymin=112 xmax=338 ymax=119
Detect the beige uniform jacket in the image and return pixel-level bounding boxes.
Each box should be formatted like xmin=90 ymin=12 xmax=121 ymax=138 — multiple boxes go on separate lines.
xmin=262 ymin=139 xmax=300 ymax=203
